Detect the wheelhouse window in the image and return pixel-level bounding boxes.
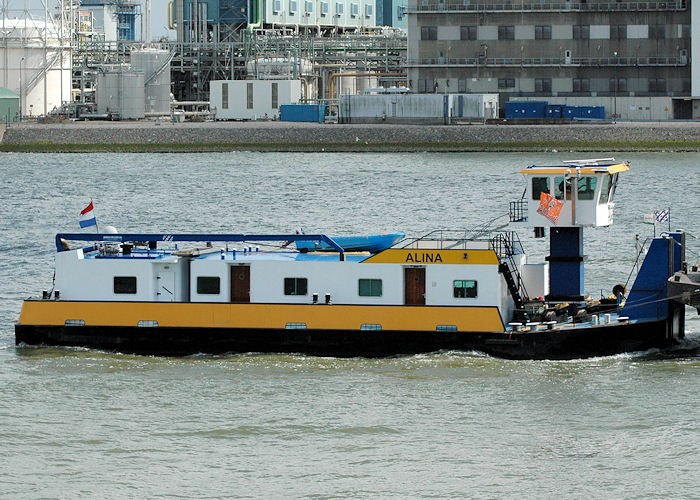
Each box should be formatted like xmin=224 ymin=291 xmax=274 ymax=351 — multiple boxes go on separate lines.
xmin=599 ymin=174 xmax=613 ymax=204
xmin=197 ymin=276 xmax=221 ymax=294
xmin=577 ymin=176 xmax=597 ymax=200
xmin=284 ymin=277 xmax=308 ymax=296
xmin=359 ymin=279 xmax=382 ymax=297
xmin=532 ymin=177 xmax=550 ymax=200
xmin=114 ymin=276 xmax=137 ymax=294
xmin=555 ymin=177 xmax=572 ymax=200
xmin=453 ymin=280 xmax=477 ymax=298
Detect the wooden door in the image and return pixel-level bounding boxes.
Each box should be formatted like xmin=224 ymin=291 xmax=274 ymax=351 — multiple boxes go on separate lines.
xmin=404 ymin=267 xmax=426 ymax=305
xmin=230 ymin=266 xmax=251 ymax=303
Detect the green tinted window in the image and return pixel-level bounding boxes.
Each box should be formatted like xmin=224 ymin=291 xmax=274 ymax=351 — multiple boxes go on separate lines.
xmin=532 ymin=177 xmax=550 ymax=200
xmin=359 ymin=279 xmax=382 ymax=297
xmin=555 ymin=177 xmax=572 ymax=200
xmin=284 ymin=278 xmax=307 ymax=295
xmin=577 ymin=176 xmax=597 ymax=200
xmin=197 ymin=276 xmax=220 ymax=294
xmin=453 ymin=280 xmax=477 ymax=298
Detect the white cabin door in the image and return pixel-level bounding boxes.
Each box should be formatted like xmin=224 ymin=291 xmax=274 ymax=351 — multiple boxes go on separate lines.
xmin=157 ymin=271 xmax=176 ymax=302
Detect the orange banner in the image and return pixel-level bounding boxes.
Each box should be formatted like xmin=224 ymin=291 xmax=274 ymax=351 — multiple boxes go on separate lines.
xmin=536 ymin=192 xmax=563 ymax=225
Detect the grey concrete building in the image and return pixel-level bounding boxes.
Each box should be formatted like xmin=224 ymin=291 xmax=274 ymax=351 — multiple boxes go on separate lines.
xmin=406 ymin=0 xmax=699 ymax=118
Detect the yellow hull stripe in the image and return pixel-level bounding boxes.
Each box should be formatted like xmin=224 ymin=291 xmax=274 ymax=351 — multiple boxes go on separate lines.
xmin=19 ymin=301 xmax=505 ymax=332
xmin=363 ymin=249 xmax=499 ymax=265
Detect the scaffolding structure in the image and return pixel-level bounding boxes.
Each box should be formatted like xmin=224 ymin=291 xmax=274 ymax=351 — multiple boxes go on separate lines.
xmin=71 ymin=30 xmax=406 ymax=106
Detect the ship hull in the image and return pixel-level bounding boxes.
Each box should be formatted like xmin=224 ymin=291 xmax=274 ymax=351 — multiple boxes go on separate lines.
xmin=15 ymin=318 xmax=673 ymax=360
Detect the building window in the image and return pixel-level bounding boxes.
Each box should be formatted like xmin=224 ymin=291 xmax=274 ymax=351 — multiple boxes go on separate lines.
xmin=460 ymin=25 xmax=477 ymax=40
xmin=532 ymin=177 xmax=550 ymax=200
xmin=417 ymin=79 xmax=435 ymax=93
xmin=336 ymin=1 xmax=343 ymax=15
xmin=221 ymin=83 xmax=228 ymax=109
xmin=535 ymin=78 xmax=552 ymax=93
xmin=114 ymin=276 xmax=137 ymax=294
xmin=350 ymin=2 xmax=358 ymax=16
xmin=649 ymin=24 xmax=665 ymax=39
xmin=610 ymin=24 xmax=626 ymax=40
xmin=498 ymin=25 xmax=514 ymax=40
xmin=535 ymin=25 xmax=551 ymax=40
xmin=573 ymin=78 xmax=590 ymax=92
xmin=609 ymin=78 xmax=626 ymax=92
xmin=498 ymin=78 xmax=515 ymax=89
xmin=284 ymin=277 xmax=308 ymax=295
xmin=421 ymin=26 xmax=437 ymax=40
xmin=271 ymin=82 xmax=278 ymax=109
xmin=458 ymin=79 xmax=467 ymax=92
xmin=273 ymin=0 xmax=281 ymax=12
xmin=365 ymin=3 xmax=372 ymax=16
xmin=573 ymin=25 xmax=590 ymax=39
xmin=358 ymin=279 xmax=382 ymax=297
xmin=648 ymin=78 xmax=666 ymax=93
xmin=453 ymin=280 xmax=478 ymax=298
xmin=681 ymin=25 xmax=690 ymax=38
xmin=289 ymin=0 xmax=297 ymax=12
xmin=305 ymin=0 xmax=313 ymax=13
xmin=246 ymin=83 xmax=253 ymax=109
xmin=320 ymin=1 xmax=328 ymax=14
xmin=197 ymin=276 xmax=220 ymax=295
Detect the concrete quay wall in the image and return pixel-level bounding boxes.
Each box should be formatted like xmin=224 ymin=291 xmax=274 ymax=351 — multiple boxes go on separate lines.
xmin=3 ymin=121 xmax=700 ymax=151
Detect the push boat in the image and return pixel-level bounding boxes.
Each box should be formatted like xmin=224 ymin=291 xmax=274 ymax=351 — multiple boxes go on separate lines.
xmin=15 ymin=159 xmax=692 ymax=359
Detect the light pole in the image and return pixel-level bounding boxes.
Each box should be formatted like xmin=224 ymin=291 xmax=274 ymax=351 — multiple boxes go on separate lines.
xmin=612 ymin=51 xmax=617 ymax=123
xmin=19 ymin=57 xmax=24 ymax=121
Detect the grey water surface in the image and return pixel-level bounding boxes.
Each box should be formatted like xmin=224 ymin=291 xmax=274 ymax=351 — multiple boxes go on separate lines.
xmin=0 ymin=152 xmax=698 ymax=498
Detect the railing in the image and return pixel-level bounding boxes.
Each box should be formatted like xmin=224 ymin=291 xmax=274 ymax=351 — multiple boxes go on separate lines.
xmin=406 ymin=56 xmax=686 ymax=67
xmin=411 ymin=0 xmax=685 ymax=12
xmin=509 ymin=200 xmax=527 ymax=223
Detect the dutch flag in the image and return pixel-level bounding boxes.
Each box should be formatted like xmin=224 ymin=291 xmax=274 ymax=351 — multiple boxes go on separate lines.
xmin=79 ymin=201 xmax=97 ymax=229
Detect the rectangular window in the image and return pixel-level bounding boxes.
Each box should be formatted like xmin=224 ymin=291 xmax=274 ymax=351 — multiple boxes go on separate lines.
xmin=649 ymin=78 xmax=666 ymax=93
xmin=289 ymin=0 xmax=297 ymax=11
xmin=577 ymin=176 xmax=597 ymax=200
xmin=436 ymin=324 xmax=458 ymax=331
xmin=609 ymin=78 xmax=627 ymax=92
xmin=453 ymin=280 xmax=477 ymax=298
xmin=320 ymin=1 xmax=328 ymax=14
xmin=365 ymin=3 xmax=372 ymax=16
xmin=573 ymin=78 xmax=590 ymax=92
xmin=649 ymin=24 xmax=665 ymax=39
xmin=418 ymin=79 xmax=434 ymax=93
xmin=498 ymin=25 xmax=514 ymax=40
xmin=305 ymin=0 xmax=313 ymax=13
xmin=350 ymin=2 xmax=358 ymax=16
xmin=573 ymin=25 xmax=590 ymax=39
xmin=498 ymin=78 xmax=515 ymax=89
xmin=460 ymin=25 xmax=477 ymax=40
xmin=599 ymin=174 xmax=613 ymax=204
xmin=610 ymin=24 xmax=626 ymax=39
xmin=284 ymin=277 xmax=308 ymax=296
xmin=535 ymin=78 xmax=552 ymax=93
xmin=336 ymin=2 xmax=344 ymax=14
xmin=114 ymin=276 xmax=137 ymax=294
xmin=271 ymin=82 xmax=278 ymax=109
xmin=458 ymin=79 xmax=467 ymax=93
xmin=273 ymin=0 xmax=281 ymax=12
xmin=286 ymin=322 xmax=307 ymax=329
xmin=535 ymin=25 xmax=551 ymax=40
xmin=358 ymin=279 xmax=382 ymax=297
xmin=555 ymin=177 xmax=572 ymax=200
xmin=532 ymin=177 xmax=550 ymax=200
xmin=421 ymin=26 xmax=437 ymax=40
xmin=221 ymin=83 xmax=228 ymax=109
xmin=197 ymin=276 xmax=221 ymax=294
xmin=246 ymin=83 xmax=253 ymax=109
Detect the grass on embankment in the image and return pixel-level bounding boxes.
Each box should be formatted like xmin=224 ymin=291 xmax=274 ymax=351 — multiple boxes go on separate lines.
xmin=2 ymin=139 xmax=699 ymax=153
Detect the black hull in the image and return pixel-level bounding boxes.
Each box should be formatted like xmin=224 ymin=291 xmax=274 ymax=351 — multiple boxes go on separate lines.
xmin=15 ymin=319 xmax=675 ymax=360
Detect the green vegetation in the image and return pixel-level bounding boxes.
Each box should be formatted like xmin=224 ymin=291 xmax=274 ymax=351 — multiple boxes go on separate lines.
xmin=2 ymin=139 xmax=699 ymax=153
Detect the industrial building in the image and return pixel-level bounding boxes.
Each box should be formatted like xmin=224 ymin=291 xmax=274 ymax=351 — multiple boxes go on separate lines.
xmin=406 ymin=0 xmax=699 ymax=119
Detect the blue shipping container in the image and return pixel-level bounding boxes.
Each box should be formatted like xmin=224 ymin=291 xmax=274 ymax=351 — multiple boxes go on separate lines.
xmin=579 ymin=106 xmax=605 ymax=120
xmin=546 ymin=105 xmax=563 ymax=118
xmin=563 ymin=106 xmax=580 ymax=119
xmin=280 ymin=104 xmax=326 ymax=123
xmin=505 ymin=101 xmax=548 ymax=119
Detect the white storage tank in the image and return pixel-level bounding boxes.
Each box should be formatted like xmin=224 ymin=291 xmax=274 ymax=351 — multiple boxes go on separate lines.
xmin=96 ymin=69 xmax=145 ymax=119
xmin=0 ymin=18 xmax=72 ymax=116
xmin=131 ymin=48 xmax=171 ymax=114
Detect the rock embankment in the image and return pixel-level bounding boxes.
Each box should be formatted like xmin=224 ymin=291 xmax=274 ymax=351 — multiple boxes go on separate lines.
xmin=3 ymin=120 xmax=700 ymax=151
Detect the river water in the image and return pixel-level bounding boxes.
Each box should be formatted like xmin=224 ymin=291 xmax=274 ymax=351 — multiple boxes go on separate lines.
xmin=0 ymin=152 xmax=698 ymax=498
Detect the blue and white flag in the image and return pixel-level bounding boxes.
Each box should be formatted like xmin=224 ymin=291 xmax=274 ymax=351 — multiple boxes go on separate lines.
xmin=654 ymin=209 xmax=670 ymax=223
xmin=79 ymin=201 xmax=97 ymax=228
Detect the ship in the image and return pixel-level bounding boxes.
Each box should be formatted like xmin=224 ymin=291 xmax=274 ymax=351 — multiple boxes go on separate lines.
xmin=15 ymin=159 xmax=690 ymax=359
